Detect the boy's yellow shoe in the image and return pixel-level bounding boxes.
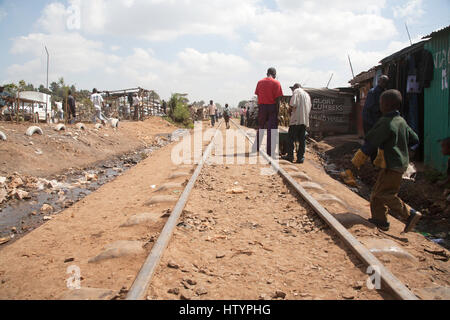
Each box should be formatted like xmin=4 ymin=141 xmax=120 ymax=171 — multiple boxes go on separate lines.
xmin=373 ymin=149 xmax=387 ymax=169
xmin=351 ymin=149 xmax=368 ymax=170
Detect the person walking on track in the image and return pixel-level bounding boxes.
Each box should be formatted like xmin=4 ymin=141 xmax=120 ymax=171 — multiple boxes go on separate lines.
xmin=209 ymin=100 xmax=217 ymax=127
xmin=254 ymin=67 xmax=283 ymax=158
xmin=224 ymin=104 xmax=231 ymax=129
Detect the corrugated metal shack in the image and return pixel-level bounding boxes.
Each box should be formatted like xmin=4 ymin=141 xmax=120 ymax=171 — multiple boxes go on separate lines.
xmin=423 ymin=26 xmax=450 ymax=174
xmin=349 ymin=25 xmax=450 ymax=174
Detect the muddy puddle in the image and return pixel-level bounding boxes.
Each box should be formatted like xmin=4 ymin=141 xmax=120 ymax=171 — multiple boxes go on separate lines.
xmin=0 ymin=130 xmax=188 ymax=247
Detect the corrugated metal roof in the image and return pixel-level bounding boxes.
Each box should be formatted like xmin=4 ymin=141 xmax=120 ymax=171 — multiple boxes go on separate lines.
xmin=379 ymin=40 xmax=429 ymax=64
xmin=423 ymin=25 xmax=450 ymax=39
xmin=349 ymin=66 xmax=379 ymax=85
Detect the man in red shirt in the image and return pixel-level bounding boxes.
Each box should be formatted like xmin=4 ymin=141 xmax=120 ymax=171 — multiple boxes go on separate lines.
xmin=255 ymin=67 xmax=283 ymax=158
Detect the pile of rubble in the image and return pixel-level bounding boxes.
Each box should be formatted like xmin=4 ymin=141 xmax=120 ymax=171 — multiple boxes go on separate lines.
xmin=0 ymin=172 xmax=72 ymax=205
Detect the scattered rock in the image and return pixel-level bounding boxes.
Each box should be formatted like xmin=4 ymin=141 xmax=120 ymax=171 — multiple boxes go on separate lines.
xmin=180 ymin=291 xmax=192 ymax=300
xmin=40 ymin=204 xmax=54 ymax=214
xmin=9 ymin=176 xmax=24 ymax=189
xmin=168 ymin=288 xmax=180 ymax=295
xmin=186 ymin=279 xmax=197 ymax=286
xmin=43 ymin=216 xmax=53 ymax=221
xmin=196 ymin=287 xmax=208 ymax=296
xmin=216 ymin=252 xmax=226 ymax=259
xmin=273 ymin=291 xmax=286 ymax=299
xmin=64 ymin=258 xmax=75 ymax=263
xmin=0 ymin=237 xmax=10 ymax=245
xmin=11 ymin=189 xmax=30 ymax=200
xmin=226 ymin=187 xmax=246 ymax=194
xmin=63 ymin=200 xmax=75 ymax=208
xmin=0 ymin=187 xmax=8 ymax=203
xmin=85 ymin=174 xmax=98 ymax=182
xmin=0 ymin=131 xmax=6 ymax=141
xmin=342 ymin=292 xmax=355 ymax=300
xmin=168 ymin=261 xmax=180 ymax=269
xmin=353 ymin=281 xmax=364 ymax=290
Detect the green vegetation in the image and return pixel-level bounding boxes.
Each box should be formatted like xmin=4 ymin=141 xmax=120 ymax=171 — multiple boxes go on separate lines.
xmin=167 ymin=93 xmax=193 ymax=128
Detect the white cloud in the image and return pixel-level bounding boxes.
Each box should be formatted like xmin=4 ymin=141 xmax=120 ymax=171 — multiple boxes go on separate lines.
xmin=4 ymin=0 xmax=424 ymax=106
xmin=68 ymin=0 xmax=260 ymax=41
xmin=393 ymin=0 xmax=425 ymax=24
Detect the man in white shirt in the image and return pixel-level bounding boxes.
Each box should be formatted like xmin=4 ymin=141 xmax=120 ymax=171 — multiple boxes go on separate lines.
xmin=55 ymin=101 xmax=64 ymax=121
xmin=282 ymin=83 xmax=312 ymax=164
xmin=133 ymin=94 xmax=142 ymax=120
xmin=208 ymin=100 xmax=217 ymax=127
xmin=90 ymin=88 xmax=106 ymax=124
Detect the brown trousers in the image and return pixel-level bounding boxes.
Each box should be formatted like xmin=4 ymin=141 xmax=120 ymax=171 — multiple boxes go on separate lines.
xmin=370 ymin=169 xmax=411 ymax=223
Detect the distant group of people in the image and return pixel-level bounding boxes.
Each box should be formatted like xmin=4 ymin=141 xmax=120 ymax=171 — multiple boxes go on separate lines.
xmin=207 ymin=100 xmax=231 ymax=129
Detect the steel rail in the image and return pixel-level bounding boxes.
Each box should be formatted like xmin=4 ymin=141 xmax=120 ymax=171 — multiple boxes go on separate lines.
xmin=126 ymin=121 xmax=224 ymax=300
xmin=230 ymin=119 xmax=418 ymax=301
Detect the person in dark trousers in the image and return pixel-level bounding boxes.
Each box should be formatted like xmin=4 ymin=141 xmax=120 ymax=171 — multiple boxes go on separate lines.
xmin=240 ymin=107 xmax=246 ymax=126
xmin=208 ymin=100 xmax=216 ymax=127
xmin=67 ymin=90 xmax=76 ymax=124
xmin=352 ymin=89 xmax=421 ymax=233
xmin=282 ymin=84 xmax=312 ymax=164
xmin=254 ymin=67 xmax=283 ymax=158
xmin=362 ymin=75 xmax=389 ymax=161
xmin=363 ymin=75 xmax=389 ymax=136
xmin=223 ymin=104 xmax=231 ymax=129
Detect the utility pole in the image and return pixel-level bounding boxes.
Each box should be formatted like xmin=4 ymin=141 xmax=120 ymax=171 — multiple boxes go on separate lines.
xmin=405 ymin=23 xmax=413 ymax=46
xmin=348 ymin=55 xmax=355 ymax=79
xmin=326 ymin=73 xmax=334 ymax=88
xmin=45 ymin=46 xmax=49 ymax=89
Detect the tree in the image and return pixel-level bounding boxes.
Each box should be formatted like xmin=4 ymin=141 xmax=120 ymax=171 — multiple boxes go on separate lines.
xmin=168 ymin=93 xmax=192 ymax=127
xmin=50 ymin=82 xmax=60 ymax=95
xmin=238 ymin=100 xmax=248 ymax=109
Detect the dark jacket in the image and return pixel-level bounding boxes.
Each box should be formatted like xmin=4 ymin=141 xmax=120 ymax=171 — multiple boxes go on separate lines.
xmin=362 ymin=86 xmax=385 ymax=130
xmin=362 ymin=111 xmax=419 ymax=173
xmin=68 ymin=95 xmax=76 ymax=109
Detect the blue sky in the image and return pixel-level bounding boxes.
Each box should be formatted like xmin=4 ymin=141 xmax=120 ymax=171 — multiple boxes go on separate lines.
xmin=0 ymin=0 xmax=449 ymax=106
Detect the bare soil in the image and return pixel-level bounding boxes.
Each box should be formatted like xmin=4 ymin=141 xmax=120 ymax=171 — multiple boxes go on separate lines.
xmin=0 ymin=118 xmax=176 ymax=178
xmin=0 ymin=123 xmax=448 ymax=300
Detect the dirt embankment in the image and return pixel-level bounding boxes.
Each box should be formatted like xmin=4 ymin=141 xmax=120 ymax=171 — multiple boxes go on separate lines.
xmin=0 ymin=118 xmax=177 ymax=178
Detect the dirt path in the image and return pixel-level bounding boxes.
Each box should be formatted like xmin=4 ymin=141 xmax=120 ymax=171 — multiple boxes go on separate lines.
xmin=0 ymin=121 xmax=448 ymax=300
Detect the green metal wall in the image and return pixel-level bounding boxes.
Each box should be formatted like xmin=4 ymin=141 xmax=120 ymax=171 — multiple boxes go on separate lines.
xmin=424 ymin=30 xmax=450 ymax=174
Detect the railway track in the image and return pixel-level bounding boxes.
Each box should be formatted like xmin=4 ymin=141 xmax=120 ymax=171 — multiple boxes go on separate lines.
xmin=3 ymin=118 xmax=445 ymax=300
xmin=125 ymin=120 xmax=418 ymax=300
